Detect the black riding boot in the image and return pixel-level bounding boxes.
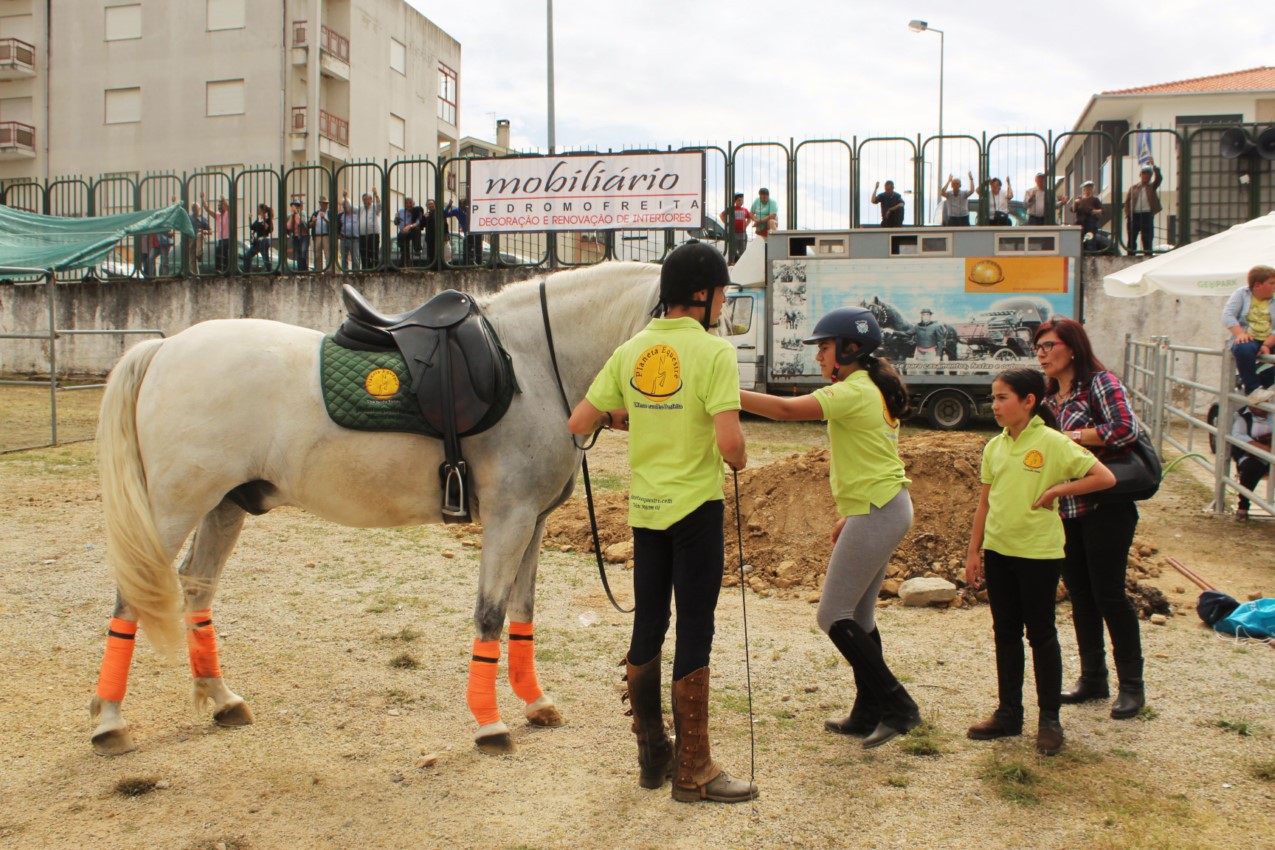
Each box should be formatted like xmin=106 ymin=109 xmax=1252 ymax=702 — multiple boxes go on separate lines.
xmin=824 ymin=627 xmax=882 ymax=736
xmin=827 ymin=620 xmax=921 ymax=749
xmin=1110 ymin=657 xmax=1146 ymax=720
xmin=1059 ymin=650 xmax=1110 ymax=704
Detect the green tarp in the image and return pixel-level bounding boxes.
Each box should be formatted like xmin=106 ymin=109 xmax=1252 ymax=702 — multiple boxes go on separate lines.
xmin=0 ymin=202 xmax=195 ymax=275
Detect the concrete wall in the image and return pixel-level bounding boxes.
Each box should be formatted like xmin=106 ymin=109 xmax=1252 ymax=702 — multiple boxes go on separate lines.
xmin=0 ymin=268 xmax=539 ymax=378
xmin=1 ymin=256 xmax=1239 ymax=380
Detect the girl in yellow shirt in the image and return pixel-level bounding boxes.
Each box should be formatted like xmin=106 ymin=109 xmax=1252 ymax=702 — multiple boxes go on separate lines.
xmin=965 ymin=368 xmax=1114 ymax=755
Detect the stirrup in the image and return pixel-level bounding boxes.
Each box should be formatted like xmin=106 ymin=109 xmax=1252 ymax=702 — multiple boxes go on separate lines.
xmin=441 ymin=461 xmax=468 ymax=518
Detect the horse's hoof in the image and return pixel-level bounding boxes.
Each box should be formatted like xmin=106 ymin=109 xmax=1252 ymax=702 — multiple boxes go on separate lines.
xmin=525 ymin=695 xmax=565 ymax=728
xmin=474 ymin=721 xmax=513 ymax=754
xmin=91 ymin=728 xmax=136 ymax=757
xmin=213 ymin=700 xmax=255 ymax=727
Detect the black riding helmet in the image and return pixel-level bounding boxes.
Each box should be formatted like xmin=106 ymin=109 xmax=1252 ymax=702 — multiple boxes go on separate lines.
xmin=655 ymin=240 xmax=731 ymax=329
xmin=803 ymin=307 xmax=882 ymax=365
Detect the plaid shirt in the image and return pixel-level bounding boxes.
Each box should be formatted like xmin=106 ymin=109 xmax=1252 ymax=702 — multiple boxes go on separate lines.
xmin=1043 ymin=370 xmax=1138 ymax=518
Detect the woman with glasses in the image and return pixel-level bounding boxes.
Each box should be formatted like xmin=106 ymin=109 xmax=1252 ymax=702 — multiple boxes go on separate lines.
xmin=1032 ymin=318 xmax=1147 ymax=721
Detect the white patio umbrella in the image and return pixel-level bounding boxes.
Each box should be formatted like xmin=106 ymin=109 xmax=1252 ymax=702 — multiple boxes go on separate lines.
xmin=1103 ymin=211 xmax=1275 ymax=298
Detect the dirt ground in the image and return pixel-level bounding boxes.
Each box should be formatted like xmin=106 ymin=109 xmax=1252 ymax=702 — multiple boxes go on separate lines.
xmin=0 ymin=397 xmax=1272 ymax=850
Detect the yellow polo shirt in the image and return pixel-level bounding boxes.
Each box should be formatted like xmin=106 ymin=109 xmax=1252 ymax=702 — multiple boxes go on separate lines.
xmin=586 ymin=317 xmax=740 ymax=530
xmin=814 ymin=370 xmax=910 ymax=517
xmin=981 ymin=416 xmax=1097 ymax=559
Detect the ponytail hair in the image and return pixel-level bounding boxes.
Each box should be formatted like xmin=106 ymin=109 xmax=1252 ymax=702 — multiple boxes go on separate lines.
xmin=995 ymin=367 xmax=1057 ymax=429
xmin=859 ymin=353 xmax=913 ymax=421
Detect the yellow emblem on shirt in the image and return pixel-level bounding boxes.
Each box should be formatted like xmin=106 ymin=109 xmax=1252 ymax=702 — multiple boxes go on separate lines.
xmin=630 ymin=344 xmax=683 ymax=402
xmin=365 ymin=368 xmax=401 ymax=400
xmin=1024 ymin=449 xmax=1045 ymax=470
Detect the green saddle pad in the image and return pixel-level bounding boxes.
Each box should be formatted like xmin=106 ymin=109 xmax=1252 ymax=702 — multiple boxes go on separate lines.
xmin=320 ymin=335 xmax=439 ymax=437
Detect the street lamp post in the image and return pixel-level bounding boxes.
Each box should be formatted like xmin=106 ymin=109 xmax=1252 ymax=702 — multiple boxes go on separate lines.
xmin=547 ymin=0 xmax=556 ymax=155
xmin=908 ymin=19 xmax=944 ymax=204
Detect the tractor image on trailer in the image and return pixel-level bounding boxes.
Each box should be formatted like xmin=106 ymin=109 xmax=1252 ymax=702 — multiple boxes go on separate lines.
xmin=723 ymin=226 xmax=1083 ymax=430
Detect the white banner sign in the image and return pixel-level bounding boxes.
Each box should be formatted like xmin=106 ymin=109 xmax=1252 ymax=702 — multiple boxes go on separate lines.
xmin=467 ymin=151 xmax=704 ymax=233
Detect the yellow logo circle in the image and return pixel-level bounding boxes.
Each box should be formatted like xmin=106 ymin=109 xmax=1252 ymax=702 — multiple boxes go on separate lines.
xmin=630 ymin=344 xmax=682 ymax=402
xmin=1024 ymin=450 xmax=1045 ymax=469
xmin=365 ymin=368 xmax=401 ymax=400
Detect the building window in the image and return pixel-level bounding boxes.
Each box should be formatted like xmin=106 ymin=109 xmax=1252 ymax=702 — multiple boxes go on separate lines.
xmin=390 ymin=38 xmax=406 ymax=75
xmin=104 ymin=87 xmax=141 ymax=124
xmin=438 ymin=63 xmax=457 ymax=126
xmin=104 ymin=4 xmax=142 ymax=41
xmin=206 ymin=79 xmax=245 ymax=116
xmin=389 ymin=113 xmax=406 ymax=150
xmin=207 ymin=0 xmax=245 ymax=31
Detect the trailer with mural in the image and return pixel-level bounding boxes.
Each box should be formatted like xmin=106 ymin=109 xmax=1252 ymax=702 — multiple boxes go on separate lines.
xmin=723 ymin=226 xmax=1084 ymax=429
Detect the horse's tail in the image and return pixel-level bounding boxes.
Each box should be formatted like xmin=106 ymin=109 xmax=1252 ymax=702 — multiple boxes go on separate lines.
xmin=97 ymin=338 xmax=185 ymax=659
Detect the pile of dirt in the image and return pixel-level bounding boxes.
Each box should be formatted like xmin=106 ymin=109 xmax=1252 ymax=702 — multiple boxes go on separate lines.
xmin=544 ymin=432 xmax=1175 ymax=612
xmin=544 ymin=431 xmax=989 ymax=600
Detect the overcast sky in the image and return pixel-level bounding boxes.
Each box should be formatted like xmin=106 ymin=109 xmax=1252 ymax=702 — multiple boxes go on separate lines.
xmin=411 ymin=0 xmax=1272 ymax=154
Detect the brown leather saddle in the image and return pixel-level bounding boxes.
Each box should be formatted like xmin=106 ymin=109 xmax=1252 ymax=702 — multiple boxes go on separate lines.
xmin=334 ymin=284 xmax=518 ymax=522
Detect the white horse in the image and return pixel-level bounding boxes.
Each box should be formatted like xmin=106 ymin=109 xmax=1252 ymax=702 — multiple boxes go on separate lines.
xmin=91 ymin=261 xmax=661 ymax=756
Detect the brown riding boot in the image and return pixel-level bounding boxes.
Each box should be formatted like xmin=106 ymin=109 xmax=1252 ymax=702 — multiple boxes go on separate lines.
xmin=623 ymin=654 xmax=673 ymax=789
xmin=669 ymin=667 xmax=758 ymax=803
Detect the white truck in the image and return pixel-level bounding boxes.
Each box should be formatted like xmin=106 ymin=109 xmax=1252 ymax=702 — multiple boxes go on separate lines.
xmin=723 ymin=226 xmax=1084 ymax=429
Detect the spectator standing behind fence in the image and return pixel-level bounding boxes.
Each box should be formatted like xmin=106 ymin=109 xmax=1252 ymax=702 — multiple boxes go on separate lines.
xmin=357 ymin=189 xmax=381 ymax=270
xmin=1222 ymin=265 xmax=1275 ymax=405
xmin=242 ymin=203 xmax=274 ymax=273
xmin=940 ymin=172 xmax=975 ymax=226
xmin=187 ymin=203 xmax=210 ymax=275
xmin=720 ymin=193 xmax=752 ymax=263
xmin=422 ymin=198 xmax=443 ymax=265
xmin=1230 ymin=405 xmax=1272 ymax=522
xmin=1124 ymin=160 xmax=1162 ymax=257
xmin=286 ymin=199 xmax=310 ymax=272
xmin=1024 ymin=172 xmax=1065 ymax=226
xmin=446 ymin=197 xmax=483 ymax=265
xmin=201 ymin=193 xmax=232 ymax=275
xmin=871 ymin=181 xmax=905 ymax=227
xmin=338 ymin=194 xmax=361 ymax=272
xmin=750 ymin=188 xmax=778 ymax=238
xmin=984 ymin=177 xmax=1013 ymax=226
xmin=395 ymin=197 xmax=424 ymax=269
xmin=1070 ymin=182 xmax=1103 ymax=243
xmin=309 ymin=197 xmax=330 ymax=272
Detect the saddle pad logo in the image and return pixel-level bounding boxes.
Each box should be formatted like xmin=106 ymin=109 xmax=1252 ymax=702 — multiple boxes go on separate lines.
xmin=1023 ymin=449 xmax=1045 ymax=470
xmin=630 ymin=344 xmax=682 ymax=402
xmin=364 ymin=368 xmax=401 ymax=400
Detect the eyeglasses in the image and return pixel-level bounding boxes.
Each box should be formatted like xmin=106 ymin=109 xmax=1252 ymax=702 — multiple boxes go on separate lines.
xmin=1032 ymin=341 xmax=1061 ymax=354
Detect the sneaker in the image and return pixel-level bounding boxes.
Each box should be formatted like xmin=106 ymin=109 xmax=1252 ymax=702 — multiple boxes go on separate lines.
xmin=1246 ymin=386 xmax=1275 ymax=407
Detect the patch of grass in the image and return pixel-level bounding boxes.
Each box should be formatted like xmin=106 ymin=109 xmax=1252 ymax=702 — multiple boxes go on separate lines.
xmin=981 ymin=759 xmax=1040 ymax=804
xmin=113 ymin=776 xmax=160 ymax=797
xmin=379 ymin=627 xmax=420 ymax=643
xmin=1137 ymin=705 xmax=1158 ymax=722
xmin=1110 ymin=748 xmax=1138 ymax=760
xmin=188 ymin=838 xmax=251 ymax=850
xmin=384 ymin=688 xmax=416 ymax=706
xmin=884 ymin=775 xmax=909 ymax=788
xmin=713 ymin=691 xmax=753 ymax=715
xmin=389 ymin=653 xmax=419 ymax=669
xmin=1251 ymin=758 xmax=1275 ymax=781
xmin=899 ymin=721 xmax=945 ymax=758
xmin=1213 ymin=718 xmax=1254 ymax=736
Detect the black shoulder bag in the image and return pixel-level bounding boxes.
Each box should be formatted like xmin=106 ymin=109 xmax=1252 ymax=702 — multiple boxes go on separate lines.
xmin=1086 ymin=374 xmax=1161 ymax=503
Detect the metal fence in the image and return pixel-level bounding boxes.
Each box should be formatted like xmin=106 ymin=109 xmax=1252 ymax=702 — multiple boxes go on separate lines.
xmin=2 ymin=127 xmax=1271 ymax=282
xmin=1122 ymin=335 xmax=1275 ymax=518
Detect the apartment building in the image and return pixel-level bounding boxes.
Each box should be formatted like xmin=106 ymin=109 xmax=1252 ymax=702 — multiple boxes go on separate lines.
xmin=0 ymin=0 xmax=460 ymax=188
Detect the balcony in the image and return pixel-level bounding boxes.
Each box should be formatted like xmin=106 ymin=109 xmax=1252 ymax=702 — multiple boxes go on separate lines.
xmin=0 ymin=121 xmax=36 ymax=160
xmin=319 ymin=24 xmax=349 ymax=81
xmin=318 ymin=109 xmax=348 ymax=160
xmin=0 ymin=38 xmax=37 ymax=80
xmin=291 ymin=20 xmax=307 ymax=66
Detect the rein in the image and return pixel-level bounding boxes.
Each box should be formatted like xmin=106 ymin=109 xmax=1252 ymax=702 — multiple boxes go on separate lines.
xmin=539 ymin=279 xmax=632 ymax=614
xmin=732 ymin=470 xmax=757 ymax=788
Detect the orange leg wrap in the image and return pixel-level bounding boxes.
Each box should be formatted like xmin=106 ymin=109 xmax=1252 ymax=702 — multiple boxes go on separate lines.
xmin=185 ymin=608 xmax=222 ymax=679
xmin=96 ymin=617 xmax=137 ymax=702
xmin=507 ymin=621 xmax=544 ymax=705
xmin=466 ymin=638 xmax=501 ymax=726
